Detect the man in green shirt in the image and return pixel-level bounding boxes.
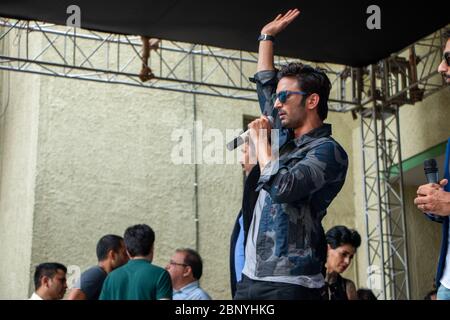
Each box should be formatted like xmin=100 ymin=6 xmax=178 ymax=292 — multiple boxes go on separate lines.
xmin=99 ymin=224 xmax=172 ymax=300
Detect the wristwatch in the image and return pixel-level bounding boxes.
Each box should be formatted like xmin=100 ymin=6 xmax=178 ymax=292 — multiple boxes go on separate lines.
xmin=258 ymin=34 xmax=275 ymax=42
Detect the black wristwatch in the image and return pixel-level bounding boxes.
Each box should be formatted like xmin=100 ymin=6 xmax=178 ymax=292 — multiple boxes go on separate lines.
xmin=258 ymin=34 xmax=275 ymax=43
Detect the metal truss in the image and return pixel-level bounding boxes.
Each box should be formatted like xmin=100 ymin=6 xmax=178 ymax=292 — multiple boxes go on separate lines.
xmin=360 ymin=94 xmax=410 ymax=300
xmin=359 ymin=27 xmax=448 ymax=300
xmin=0 ymin=18 xmax=360 ymax=111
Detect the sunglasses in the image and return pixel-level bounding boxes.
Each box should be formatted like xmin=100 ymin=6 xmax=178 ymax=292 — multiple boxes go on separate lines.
xmin=444 ymin=52 xmax=450 ymax=66
xmin=272 ymin=90 xmax=308 ymax=104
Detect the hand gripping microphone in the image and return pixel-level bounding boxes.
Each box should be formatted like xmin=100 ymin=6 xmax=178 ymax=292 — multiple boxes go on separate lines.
xmin=226 ymin=116 xmax=274 ymax=151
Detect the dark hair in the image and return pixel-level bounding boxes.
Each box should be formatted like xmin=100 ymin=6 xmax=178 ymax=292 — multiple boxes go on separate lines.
xmin=357 ymin=288 xmax=377 ymax=300
xmin=423 ymin=289 xmax=437 ymax=300
xmin=444 ymin=29 xmax=450 ymax=40
xmin=278 ymin=62 xmax=332 ymax=121
xmin=34 ymin=262 xmax=67 ymax=290
xmin=177 ymin=248 xmax=203 ymax=280
xmin=124 ymin=224 xmax=155 ymax=257
xmin=326 ymin=225 xmax=361 ymax=250
xmin=96 ymin=234 xmax=124 ymax=261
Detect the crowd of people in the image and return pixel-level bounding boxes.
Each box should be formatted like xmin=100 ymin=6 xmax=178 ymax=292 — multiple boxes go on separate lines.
xmin=30 ymin=224 xmax=211 ymax=300
xmin=27 ymin=8 xmax=450 ymax=301
xmin=29 ymin=223 xmax=375 ymax=300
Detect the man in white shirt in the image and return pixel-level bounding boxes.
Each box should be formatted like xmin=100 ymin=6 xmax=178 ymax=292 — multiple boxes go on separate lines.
xmin=28 ymin=262 xmax=67 ymax=300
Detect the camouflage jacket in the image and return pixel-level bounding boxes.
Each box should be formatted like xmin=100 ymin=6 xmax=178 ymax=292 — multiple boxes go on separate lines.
xmin=241 ymin=70 xmax=348 ymax=277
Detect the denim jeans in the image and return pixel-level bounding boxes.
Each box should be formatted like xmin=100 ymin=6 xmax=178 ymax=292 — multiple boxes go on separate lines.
xmin=234 ymin=274 xmax=325 ymax=300
xmin=437 ymin=284 xmax=450 ymax=300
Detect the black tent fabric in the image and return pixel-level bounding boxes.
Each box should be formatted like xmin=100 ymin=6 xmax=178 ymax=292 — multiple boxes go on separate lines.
xmin=0 ymin=0 xmax=448 ymax=67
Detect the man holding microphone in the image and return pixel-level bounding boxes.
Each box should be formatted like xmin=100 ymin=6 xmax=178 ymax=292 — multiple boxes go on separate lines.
xmin=414 ymin=29 xmax=450 ymax=301
xmin=234 ymin=9 xmax=348 ymax=300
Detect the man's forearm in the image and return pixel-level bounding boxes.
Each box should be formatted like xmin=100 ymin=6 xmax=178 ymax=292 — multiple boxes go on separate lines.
xmin=257 ymin=40 xmax=275 ymax=72
xmin=257 ymin=139 xmax=272 ymax=171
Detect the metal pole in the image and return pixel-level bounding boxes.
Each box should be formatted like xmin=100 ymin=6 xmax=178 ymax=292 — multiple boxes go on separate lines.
xmin=371 ymin=64 xmax=387 ymax=300
xmin=394 ymin=105 xmax=411 ymax=299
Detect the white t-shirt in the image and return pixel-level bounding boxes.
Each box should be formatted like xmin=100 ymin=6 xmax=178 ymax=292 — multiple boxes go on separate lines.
xmin=28 ymin=292 xmax=43 ymax=300
xmin=242 ymin=190 xmax=324 ymax=288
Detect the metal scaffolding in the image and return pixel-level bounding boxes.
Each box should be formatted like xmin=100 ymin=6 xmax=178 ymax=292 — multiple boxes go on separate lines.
xmin=0 ymin=19 xmax=360 ymax=111
xmin=358 ymin=28 xmax=447 ymax=300
xmin=0 ymin=17 xmax=448 ymax=299
xmin=360 ymin=94 xmax=410 ymax=300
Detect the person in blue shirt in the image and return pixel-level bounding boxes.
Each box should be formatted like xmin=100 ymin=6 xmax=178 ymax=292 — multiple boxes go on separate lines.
xmin=230 ymin=141 xmax=256 ymax=297
xmin=166 ymin=248 xmax=211 ymax=300
xmin=414 ymin=30 xmax=450 ymax=301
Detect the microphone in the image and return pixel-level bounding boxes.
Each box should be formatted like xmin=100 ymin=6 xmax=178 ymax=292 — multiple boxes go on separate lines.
xmin=424 ymin=159 xmax=439 ymax=184
xmin=226 ymin=116 xmax=274 ymax=151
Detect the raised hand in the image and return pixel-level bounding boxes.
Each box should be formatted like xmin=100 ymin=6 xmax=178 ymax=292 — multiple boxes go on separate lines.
xmin=261 ymin=9 xmax=300 ymax=36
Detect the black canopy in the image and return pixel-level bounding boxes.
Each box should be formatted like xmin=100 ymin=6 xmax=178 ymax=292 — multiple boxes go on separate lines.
xmin=0 ymin=0 xmax=448 ymax=67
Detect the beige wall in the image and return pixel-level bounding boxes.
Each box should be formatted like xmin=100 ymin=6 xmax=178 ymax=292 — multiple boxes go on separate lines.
xmin=0 ymin=67 xmax=41 ymax=298
xmin=404 ymin=186 xmax=441 ymax=299
xmin=399 ymin=90 xmax=450 ymax=160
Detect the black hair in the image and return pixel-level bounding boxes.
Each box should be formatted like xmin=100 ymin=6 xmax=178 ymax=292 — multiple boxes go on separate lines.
xmin=124 ymin=224 xmax=155 ymax=257
xmin=278 ymin=62 xmax=332 ymax=121
xmin=34 ymin=262 xmax=67 ymax=290
xmin=325 ymin=225 xmax=361 ymax=250
xmin=177 ymin=248 xmax=203 ymax=280
xmin=444 ymin=29 xmax=450 ymax=40
xmin=357 ymin=288 xmax=377 ymax=300
xmin=96 ymin=234 xmax=124 ymax=261
xmin=423 ymin=289 xmax=437 ymax=300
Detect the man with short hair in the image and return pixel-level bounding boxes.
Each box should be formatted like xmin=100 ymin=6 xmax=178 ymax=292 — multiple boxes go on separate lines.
xmin=166 ymin=248 xmax=211 ymax=300
xmin=234 ymin=9 xmax=348 ymax=300
xmin=29 ymin=263 xmax=67 ymax=300
xmin=99 ymin=224 xmax=172 ymax=300
xmin=414 ymin=29 xmax=450 ymax=301
xmin=67 ymin=234 xmax=128 ymax=300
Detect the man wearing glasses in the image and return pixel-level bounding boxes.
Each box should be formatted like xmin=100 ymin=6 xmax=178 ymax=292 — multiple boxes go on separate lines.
xmin=234 ymin=9 xmax=348 ymax=300
xmin=414 ymin=29 xmax=450 ymax=300
xmin=166 ymin=248 xmax=211 ymax=300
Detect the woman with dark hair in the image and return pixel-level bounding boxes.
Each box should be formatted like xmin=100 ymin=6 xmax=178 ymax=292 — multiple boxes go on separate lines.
xmin=357 ymin=288 xmax=377 ymax=300
xmin=324 ymin=225 xmax=361 ymax=300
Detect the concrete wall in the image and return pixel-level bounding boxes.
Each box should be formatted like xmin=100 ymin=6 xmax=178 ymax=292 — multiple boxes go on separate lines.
xmin=399 ymin=90 xmax=450 ymax=160
xmin=0 ymin=37 xmax=41 ymax=299
xmin=404 ymin=186 xmax=441 ymax=299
